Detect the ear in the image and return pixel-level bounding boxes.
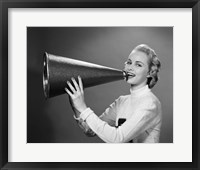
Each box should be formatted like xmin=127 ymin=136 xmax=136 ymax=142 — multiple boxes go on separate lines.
xmin=146 ymin=72 xmax=151 ymax=78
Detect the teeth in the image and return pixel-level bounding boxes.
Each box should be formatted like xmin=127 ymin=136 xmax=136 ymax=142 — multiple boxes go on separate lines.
xmin=127 ymin=73 xmax=135 ymax=77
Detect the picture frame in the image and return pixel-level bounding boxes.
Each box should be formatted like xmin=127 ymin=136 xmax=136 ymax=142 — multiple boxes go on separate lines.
xmin=0 ymin=0 xmax=199 ymax=169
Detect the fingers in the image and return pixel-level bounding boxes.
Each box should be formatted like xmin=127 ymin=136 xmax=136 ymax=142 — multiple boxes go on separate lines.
xmin=65 ymin=76 xmax=83 ymax=96
xmin=78 ymin=76 xmax=83 ymax=93
xmin=71 ymin=77 xmax=80 ymax=92
xmin=65 ymin=87 xmax=73 ymax=97
xmin=66 ymin=80 xmax=76 ymax=93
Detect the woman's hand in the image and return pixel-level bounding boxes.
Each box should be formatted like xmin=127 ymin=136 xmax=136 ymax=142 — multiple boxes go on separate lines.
xmin=65 ymin=76 xmax=87 ymax=113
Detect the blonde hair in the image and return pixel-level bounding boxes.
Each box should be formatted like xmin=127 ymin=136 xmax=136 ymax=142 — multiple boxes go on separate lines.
xmin=134 ymin=44 xmax=161 ymax=88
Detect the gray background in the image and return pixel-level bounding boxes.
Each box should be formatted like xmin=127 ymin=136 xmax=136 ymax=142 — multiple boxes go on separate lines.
xmin=27 ymin=27 xmax=173 ymax=143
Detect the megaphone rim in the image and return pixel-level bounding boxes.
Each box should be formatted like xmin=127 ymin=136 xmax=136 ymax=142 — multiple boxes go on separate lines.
xmin=43 ymin=52 xmax=50 ymax=99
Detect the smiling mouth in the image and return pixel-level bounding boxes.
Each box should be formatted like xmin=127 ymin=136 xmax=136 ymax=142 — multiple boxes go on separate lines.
xmin=123 ymin=71 xmax=135 ymax=81
xmin=127 ymin=72 xmax=135 ymax=78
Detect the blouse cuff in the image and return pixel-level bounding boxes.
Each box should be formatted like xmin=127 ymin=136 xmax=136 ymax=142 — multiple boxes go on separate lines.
xmin=80 ymin=107 xmax=93 ymax=121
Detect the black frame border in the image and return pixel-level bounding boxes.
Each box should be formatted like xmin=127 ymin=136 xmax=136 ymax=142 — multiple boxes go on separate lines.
xmin=0 ymin=0 xmax=199 ymax=169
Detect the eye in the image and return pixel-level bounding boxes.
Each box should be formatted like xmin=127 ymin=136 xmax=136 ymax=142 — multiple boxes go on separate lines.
xmin=125 ymin=60 xmax=132 ymax=65
xmin=136 ymin=63 xmax=142 ymax=67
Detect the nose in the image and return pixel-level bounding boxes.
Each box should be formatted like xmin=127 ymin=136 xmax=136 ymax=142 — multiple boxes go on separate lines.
xmin=124 ymin=64 xmax=133 ymax=72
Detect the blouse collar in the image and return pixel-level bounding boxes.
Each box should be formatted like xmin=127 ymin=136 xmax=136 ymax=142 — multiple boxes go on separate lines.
xmin=130 ymin=85 xmax=150 ymax=96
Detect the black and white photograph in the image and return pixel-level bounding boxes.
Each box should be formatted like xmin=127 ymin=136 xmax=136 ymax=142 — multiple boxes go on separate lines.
xmin=1 ymin=0 xmax=199 ymax=169
xmin=27 ymin=27 xmax=173 ymax=143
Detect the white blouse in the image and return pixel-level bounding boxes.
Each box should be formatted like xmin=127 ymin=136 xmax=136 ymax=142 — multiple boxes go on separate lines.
xmin=78 ymin=85 xmax=162 ymax=143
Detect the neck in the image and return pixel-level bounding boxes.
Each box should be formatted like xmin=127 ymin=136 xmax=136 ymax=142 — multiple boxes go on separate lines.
xmin=130 ymin=82 xmax=147 ymax=91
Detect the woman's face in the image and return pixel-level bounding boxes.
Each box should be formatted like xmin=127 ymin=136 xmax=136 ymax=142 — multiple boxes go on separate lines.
xmin=124 ymin=50 xmax=150 ymax=88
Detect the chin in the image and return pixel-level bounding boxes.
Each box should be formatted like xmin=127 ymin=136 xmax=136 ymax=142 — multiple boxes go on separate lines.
xmin=126 ymin=80 xmax=135 ymax=84
xmin=125 ymin=77 xmax=135 ymax=84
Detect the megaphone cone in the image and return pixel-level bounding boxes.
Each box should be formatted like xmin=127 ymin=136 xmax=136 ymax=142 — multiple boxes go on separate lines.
xmin=43 ymin=52 xmax=128 ymax=98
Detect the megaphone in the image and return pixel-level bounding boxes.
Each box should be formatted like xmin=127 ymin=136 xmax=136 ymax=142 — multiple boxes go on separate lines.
xmin=43 ymin=52 xmax=129 ymax=98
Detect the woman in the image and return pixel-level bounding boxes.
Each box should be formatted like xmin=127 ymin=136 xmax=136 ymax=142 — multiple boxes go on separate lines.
xmin=65 ymin=44 xmax=162 ymax=143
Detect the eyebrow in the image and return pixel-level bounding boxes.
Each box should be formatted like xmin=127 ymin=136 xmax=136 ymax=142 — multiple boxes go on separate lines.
xmin=135 ymin=61 xmax=145 ymax=65
xmin=127 ymin=59 xmax=146 ymax=66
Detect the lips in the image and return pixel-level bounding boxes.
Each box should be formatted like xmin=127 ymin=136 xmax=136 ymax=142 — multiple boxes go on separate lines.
xmin=126 ymin=72 xmax=135 ymax=78
xmin=123 ymin=71 xmax=135 ymax=81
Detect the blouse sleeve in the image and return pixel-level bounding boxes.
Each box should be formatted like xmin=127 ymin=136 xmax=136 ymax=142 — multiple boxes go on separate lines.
xmin=99 ymin=97 xmax=120 ymax=126
xmin=79 ymin=99 xmax=160 ymax=143
xmin=73 ymin=97 xmax=120 ymax=136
